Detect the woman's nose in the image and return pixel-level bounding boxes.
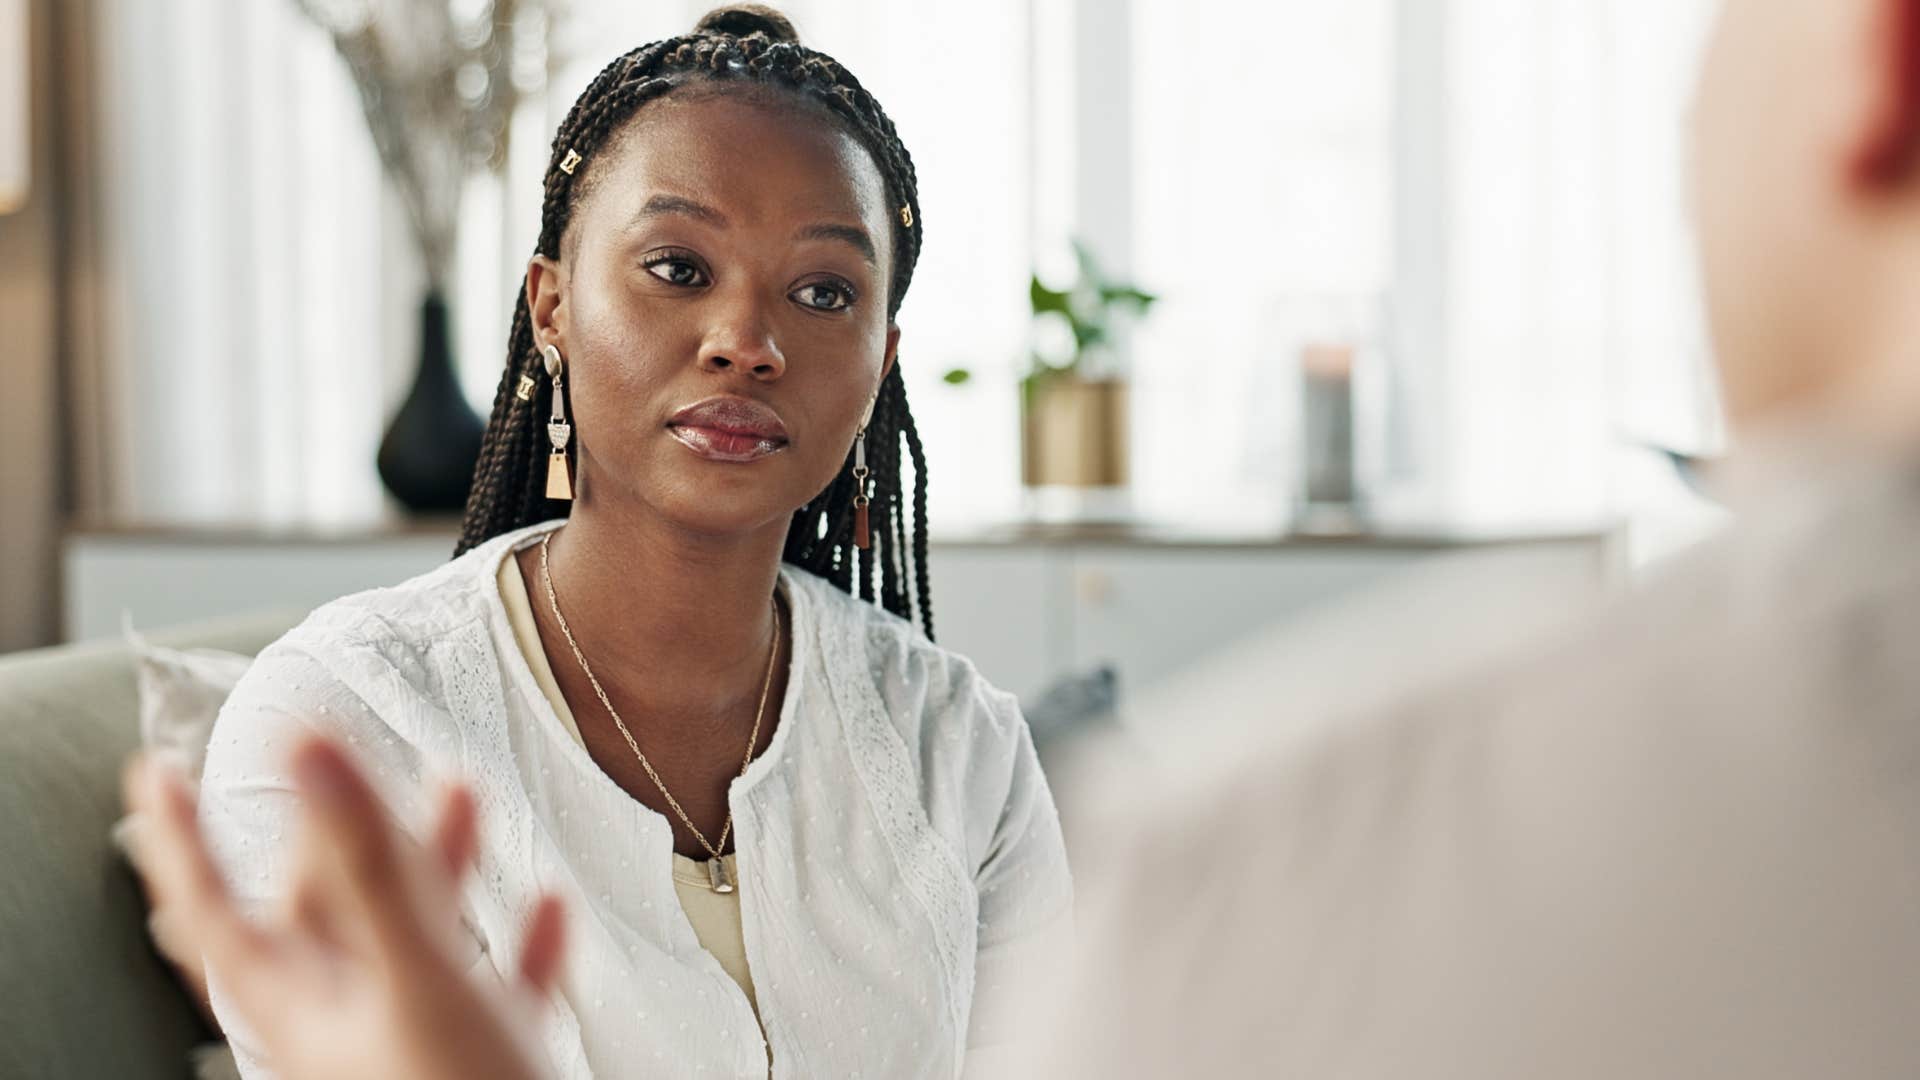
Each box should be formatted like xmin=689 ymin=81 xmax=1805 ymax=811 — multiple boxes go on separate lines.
xmin=698 ymin=296 xmax=787 ymax=380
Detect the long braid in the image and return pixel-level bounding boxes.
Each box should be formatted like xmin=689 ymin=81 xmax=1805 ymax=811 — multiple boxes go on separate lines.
xmin=901 ymin=378 xmax=935 ymax=640
xmin=875 ymin=370 xmax=909 ymax=618
xmin=457 ymin=5 xmax=937 ymax=639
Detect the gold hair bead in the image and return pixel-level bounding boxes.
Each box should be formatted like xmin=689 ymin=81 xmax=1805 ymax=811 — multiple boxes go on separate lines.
xmin=516 ymin=374 xmax=537 ymax=402
xmin=559 ymin=149 xmax=582 ymax=175
xmin=899 ymin=204 xmax=914 ymax=228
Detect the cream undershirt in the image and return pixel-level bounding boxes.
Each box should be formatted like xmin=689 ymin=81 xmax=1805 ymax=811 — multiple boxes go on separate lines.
xmin=496 ymin=552 xmax=760 ymax=1019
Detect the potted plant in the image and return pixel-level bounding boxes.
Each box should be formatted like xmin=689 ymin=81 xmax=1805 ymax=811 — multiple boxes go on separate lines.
xmin=946 ymin=240 xmax=1156 ymax=493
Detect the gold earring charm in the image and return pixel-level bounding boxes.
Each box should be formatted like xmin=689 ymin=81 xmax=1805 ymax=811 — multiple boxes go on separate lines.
xmin=542 ymin=344 xmax=574 ymax=501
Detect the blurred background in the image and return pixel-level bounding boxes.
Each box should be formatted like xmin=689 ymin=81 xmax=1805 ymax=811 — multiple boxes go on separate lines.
xmin=1 ymin=0 xmax=1727 ymax=703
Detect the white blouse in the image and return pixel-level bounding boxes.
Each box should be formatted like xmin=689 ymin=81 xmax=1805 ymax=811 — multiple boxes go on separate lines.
xmin=198 ymin=520 xmax=1073 ymax=1079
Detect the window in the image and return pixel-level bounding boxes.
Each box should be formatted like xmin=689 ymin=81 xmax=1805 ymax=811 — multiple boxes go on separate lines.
xmin=1126 ymin=0 xmax=1395 ymax=524
xmin=85 ymin=0 xmax=1722 ymax=534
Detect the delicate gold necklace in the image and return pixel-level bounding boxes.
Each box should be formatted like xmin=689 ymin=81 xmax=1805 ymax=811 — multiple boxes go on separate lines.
xmin=539 ymin=532 xmax=779 ymax=893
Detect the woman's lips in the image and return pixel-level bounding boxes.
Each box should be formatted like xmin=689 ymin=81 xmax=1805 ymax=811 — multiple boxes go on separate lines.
xmin=669 ymin=425 xmax=788 ymax=462
xmin=667 ymin=396 xmax=791 ymax=464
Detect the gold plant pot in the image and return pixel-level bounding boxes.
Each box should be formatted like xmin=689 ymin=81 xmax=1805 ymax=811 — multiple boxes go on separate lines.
xmin=1022 ymin=376 xmax=1130 ymax=488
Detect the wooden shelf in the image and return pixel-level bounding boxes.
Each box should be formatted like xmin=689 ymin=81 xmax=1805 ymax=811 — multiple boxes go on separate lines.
xmin=66 ymin=516 xmax=1615 ymax=553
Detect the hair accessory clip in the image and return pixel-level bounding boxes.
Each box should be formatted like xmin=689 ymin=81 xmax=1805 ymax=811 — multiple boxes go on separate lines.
xmin=899 ymin=204 xmax=914 ymax=228
xmin=559 ymin=149 xmax=582 ymax=176
xmin=516 ymin=374 xmax=537 ymax=402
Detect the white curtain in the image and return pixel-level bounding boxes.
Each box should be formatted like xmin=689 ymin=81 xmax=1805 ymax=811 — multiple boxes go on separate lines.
xmin=89 ymin=0 xmax=406 ymax=528
xmin=1425 ymin=0 xmax=1723 ymax=528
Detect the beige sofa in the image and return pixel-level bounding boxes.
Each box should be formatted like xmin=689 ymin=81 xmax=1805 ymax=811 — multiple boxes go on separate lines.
xmin=0 ymin=613 xmax=298 ymax=1080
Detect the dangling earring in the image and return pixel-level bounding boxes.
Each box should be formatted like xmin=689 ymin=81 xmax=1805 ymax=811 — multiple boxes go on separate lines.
xmin=542 ymin=343 xmax=574 ymax=501
xmin=851 ymin=397 xmax=877 ymax=550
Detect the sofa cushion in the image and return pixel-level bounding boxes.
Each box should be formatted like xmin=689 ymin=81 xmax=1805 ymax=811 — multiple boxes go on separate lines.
xmin=0 ymin=612 xmax=296 ymax=1080
xmin=112 ymin=632 xmax=254 ymax=1038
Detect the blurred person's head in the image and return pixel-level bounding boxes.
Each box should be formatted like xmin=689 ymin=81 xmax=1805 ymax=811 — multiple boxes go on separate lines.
xmin=1694 ymin=0 xmax=1920 ymax=439
xmin=455 ymin=5 xmax=933 ymax=632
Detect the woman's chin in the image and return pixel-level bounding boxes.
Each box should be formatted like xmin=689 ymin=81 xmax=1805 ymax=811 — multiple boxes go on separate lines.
xmin=582 ymin=451 xmax=828 ymax=539
xmin=645 ymin=479 xmax=813 ymax=540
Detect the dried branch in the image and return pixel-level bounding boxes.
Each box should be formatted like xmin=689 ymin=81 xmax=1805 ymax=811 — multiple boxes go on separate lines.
xmin=290 ymin=0 xmax=563 ymax=288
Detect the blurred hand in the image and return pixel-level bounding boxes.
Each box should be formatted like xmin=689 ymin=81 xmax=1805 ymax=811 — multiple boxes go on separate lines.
xmin=124 ymin=736 xmax=567 ymax=1080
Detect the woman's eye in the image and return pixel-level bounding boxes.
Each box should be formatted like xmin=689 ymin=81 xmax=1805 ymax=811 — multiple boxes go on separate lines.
xmin=644 ymin=257 xmax=708 ymax=287
xmin=793 ymin=282 xmax=854 ymax=311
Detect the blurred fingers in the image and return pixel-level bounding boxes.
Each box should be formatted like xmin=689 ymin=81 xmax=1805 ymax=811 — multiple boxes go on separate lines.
xmin=430 ymin=783 xmax=480 ymax=884
xmin=515 ymin=893 xmax=568 ymax=997
xmin=287 ymin=736 xmax=433 ymax=967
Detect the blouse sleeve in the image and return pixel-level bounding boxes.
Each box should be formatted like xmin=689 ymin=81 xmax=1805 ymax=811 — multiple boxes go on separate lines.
xmin=963 ymin=686 xmax=1076 ymax=1057
xmin=196 ymin=633 xmax=487 ymax=1077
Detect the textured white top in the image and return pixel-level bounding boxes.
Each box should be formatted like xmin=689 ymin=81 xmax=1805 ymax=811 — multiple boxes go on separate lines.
xmin=494 ymin=550 xmax=760 ymax=1025
xmin=199 ymin=519 xmax=1073 ymax=1079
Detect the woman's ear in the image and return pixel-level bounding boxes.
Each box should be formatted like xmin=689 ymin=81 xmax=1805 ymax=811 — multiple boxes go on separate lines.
xmin=1850 ymin=0 xmax=1920 ymax=189
xmin=881 ymin=324 xmax=901 ymax=385
xmin=526 ymin=255 xmax=568 ymax=352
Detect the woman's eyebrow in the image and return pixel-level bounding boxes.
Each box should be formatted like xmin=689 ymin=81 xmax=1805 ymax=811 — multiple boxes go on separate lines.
xmin=626 ymin=194 xmax=729 ymax=229
xmin=625 ymin=198 xmax=875 ymax=266
xmin=796 ymin=222 xmax=877 ymax=267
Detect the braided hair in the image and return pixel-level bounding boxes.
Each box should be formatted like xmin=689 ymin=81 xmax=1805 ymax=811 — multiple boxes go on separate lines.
xmin=455 ymin=5 xmax=936 ymax=640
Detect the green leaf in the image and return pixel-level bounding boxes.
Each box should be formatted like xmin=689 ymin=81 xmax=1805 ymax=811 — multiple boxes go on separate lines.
xmin=941 ymin=368 xmax=972 ymax=386
xmin=1071 ymin=321 xmax=1108 ymax=351
xmin=1100 ymin=285 xmax=1158 ymax=311
xmin=1030 ymin=275 xmax=1072 ymax=317
xmin=1070 ymin=238 xmax=1106 ymax=286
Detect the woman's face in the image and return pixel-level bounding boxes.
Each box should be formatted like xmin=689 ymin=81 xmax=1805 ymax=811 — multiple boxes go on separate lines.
xmin=530 ymin=90 xmax=899 ymax=538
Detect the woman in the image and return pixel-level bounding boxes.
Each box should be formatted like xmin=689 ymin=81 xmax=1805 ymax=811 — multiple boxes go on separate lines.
xmin=198 ymin=7 xmax=1072 ymax=1077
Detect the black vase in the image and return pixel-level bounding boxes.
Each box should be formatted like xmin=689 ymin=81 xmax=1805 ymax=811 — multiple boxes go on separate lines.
xmin=377 ymin=292 xmax=485 ymax=513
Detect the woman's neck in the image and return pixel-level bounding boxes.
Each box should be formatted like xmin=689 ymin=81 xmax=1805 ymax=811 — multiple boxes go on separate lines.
xmin=537 ymin=498 xmax=786 ymax=714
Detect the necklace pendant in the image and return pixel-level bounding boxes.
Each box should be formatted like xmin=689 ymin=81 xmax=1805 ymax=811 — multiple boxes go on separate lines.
xmin=707 ymin=856 xmax=735 ymax=894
